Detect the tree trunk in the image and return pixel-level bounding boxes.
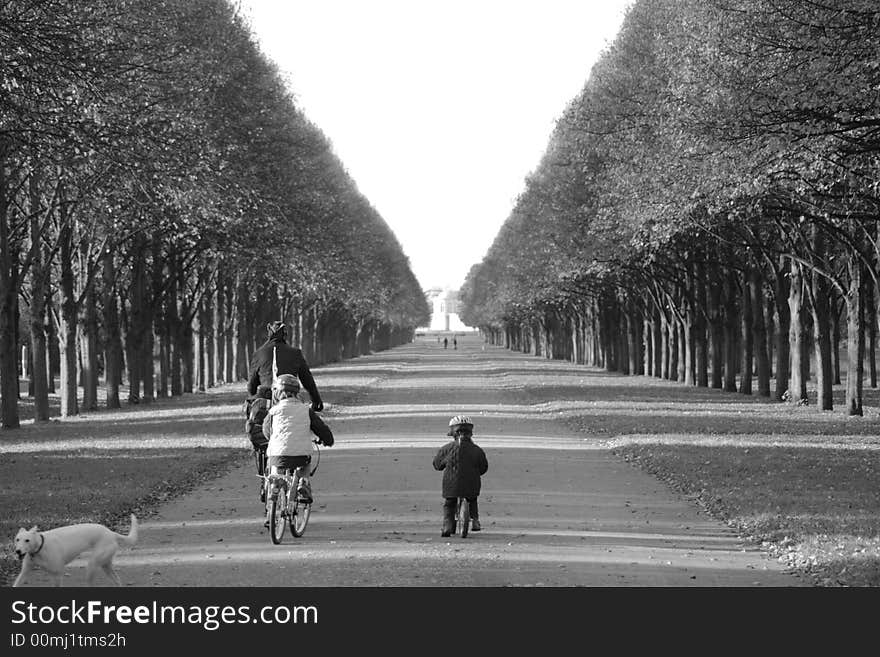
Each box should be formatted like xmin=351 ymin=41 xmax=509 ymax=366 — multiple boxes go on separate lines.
xmin=79 ymin=277 xmax=99 ymax=411
xmin=141 ymin=317 xmax=154 ymax=403
xmin=787 ymin=261 xmax=808 ymax=403
xmin=774 ymin=260 xmax=791 ymax=401
xmin=102 ymin=250 xmax=122 ymax=408
xmin=844 ymin=257 xmax=863 ymax=415
xmin=651 ymin=307 xmax=661 ymax=377
xmin=751 ymin=268 xmax=770 ymax=397
xmin=722 ymin=274 xmax=738 ymax=393
xmin=669 ymin=316 xmax=679 ymax=382
xmin=46 ymin=290 xmax=57 ymax=394
xmin=676 ymin=321 xmax=686 ymax=383
xmin=739 ymin=268 xmax=753 ymax=395
xmin=168 ymin=267 xmax=182 ymax=397
xmin=867 ymin=276 xmax=877 ymax=388
xmin=125 ymin=241 xmax=147 ymax=403
xmin=811 ymin=235 xmax=834 ymax=410
xmin=626 ymin=308 xmax=638 ymax=375
xmin=28 ymin=170 xmax=50 ymax=421
xmin=224 ymin=283 xmax=234 ymax=383
xmin=180 ymin=295 xmax=194 ymax=394
xmin=234 ymin=277 xmax=247 ymax=381
xmin=831 ymin=298 xmax=842 ymax=385
xmin=213 ymin=282 xmax=224 ymax=385
xmin=56 ymin=189 xmax=78 ymax=418
xmin=694 ymin=263 xmax=708 ymax=387
xmin=682 ymin=312 xmax=694 ymax=386
xmin=708 ymin=277 xmax=723 ymax=388
xmin=0 ymin=150 xmax=20 ymax=428
xmin=158 ymin=326 xmax=169 ymax=398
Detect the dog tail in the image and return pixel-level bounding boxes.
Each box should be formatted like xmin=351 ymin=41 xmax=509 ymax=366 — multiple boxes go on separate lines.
xmin=117 ymin=514 xmax=138 ymax=548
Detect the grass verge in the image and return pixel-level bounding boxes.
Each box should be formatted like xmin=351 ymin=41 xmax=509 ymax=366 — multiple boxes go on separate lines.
xmin=611 ymin=438 xmax=880 ymax=587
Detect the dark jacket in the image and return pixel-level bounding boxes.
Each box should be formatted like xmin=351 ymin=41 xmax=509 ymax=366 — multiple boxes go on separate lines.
xmin=432 ymin=435 xmax=488 ymax=499
xmin=247 ymin=336 xmax=323 ymax=409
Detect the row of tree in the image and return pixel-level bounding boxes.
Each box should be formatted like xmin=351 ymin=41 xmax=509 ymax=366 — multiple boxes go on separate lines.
xmin=0 ymin=0 xmax=429 ymax=429
xmin=460 ymin=0 xmax=879 ymax=415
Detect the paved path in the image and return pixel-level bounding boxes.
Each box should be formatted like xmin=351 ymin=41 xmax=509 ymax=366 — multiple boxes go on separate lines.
xmin=71 ymin=335 xmax=800 ymax=586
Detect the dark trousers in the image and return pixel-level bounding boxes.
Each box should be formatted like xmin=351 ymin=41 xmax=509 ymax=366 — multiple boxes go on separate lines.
xmin=254 ymin=446 xmax=267 ymax=476
xmin=443 ymin=497 xmax=479 ymax=531
xmin=268 ymin=454 xmax=312 ymax=472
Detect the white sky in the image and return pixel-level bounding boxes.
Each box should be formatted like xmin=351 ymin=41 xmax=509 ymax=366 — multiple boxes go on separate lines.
xmin=238 ymin=0 xmax=633 ymax=291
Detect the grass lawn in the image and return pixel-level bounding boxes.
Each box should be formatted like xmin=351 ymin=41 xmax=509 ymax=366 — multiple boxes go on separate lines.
xmin=521 ymin=368 xmax=880 ymax=587
xmin=0 ymin=385 xmax=250 ymax=586
xmin=0 ymin=447 xmax=245 ymax=586
xmin=611 ymin=438 xmax=880 ymax=586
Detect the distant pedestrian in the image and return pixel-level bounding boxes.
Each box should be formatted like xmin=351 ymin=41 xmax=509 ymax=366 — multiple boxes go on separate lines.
xmin=453 ymin=336 xmax=457 ymax=350
xmin=443 ymin=337 xmax=448 ymax=349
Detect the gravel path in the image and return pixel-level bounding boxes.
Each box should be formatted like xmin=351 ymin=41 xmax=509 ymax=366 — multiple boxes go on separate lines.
xmin=26 ymin=335 xmax=800 ymax=586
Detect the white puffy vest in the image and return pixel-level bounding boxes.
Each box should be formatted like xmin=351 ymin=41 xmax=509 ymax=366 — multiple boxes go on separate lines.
xmin=266 ymin=398 xmax=314 ymax=457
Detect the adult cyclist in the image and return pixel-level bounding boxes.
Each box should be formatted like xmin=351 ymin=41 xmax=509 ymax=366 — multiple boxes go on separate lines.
xmin=247 ymin=321 xmax=324 ymax=412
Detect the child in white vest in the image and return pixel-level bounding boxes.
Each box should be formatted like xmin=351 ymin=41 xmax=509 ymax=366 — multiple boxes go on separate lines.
xmin=262 ymin=374 xmax=334 ymax=509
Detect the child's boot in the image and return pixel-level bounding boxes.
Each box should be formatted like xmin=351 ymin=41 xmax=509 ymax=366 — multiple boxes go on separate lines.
xmin=471 ymin=517 xmax=481 ymax=531
xmin=297 ymin=478 xmax=313 ymax=504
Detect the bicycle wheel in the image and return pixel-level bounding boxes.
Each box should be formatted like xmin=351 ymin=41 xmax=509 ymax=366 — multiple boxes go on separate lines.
xmin=290 ymin=497 xmax=311 ymax=537
xmin=269 ymin=486 xmax=287 ymax=544
xmin=458 ymin=498 xmax=470 ymax=538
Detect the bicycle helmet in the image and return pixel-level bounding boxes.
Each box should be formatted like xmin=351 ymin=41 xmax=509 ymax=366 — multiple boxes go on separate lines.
xmin=447 ymin=414 xmax=474 ymax=436
xmin=272 ymin=373 xmax=300 ymax=395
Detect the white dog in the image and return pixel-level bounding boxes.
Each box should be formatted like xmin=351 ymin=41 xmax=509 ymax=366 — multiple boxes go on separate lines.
xmin=13 ymin=514 xmax=138 ymax=587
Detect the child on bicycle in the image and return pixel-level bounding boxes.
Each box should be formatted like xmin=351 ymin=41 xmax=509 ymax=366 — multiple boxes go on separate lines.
xmin=432 ymin=415 xmax=488 ymax=537
xmin=262 ymin=374 xmax=333 ymax=513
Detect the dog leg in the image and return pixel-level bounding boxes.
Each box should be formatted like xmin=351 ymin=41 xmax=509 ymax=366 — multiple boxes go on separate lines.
xmin=12 ymin=557 xmax=32 ymax=587
xmin=102 ymin=564 xmax=122 ymax=587
xmin=86 ymin=560 xmax=100 ymax=586
xmin=90 ymin=545 xmax=119 ymax=586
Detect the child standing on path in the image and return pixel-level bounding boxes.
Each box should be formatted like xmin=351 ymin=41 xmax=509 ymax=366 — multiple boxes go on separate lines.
xmin=433 ymin=415 xmax=488 ymax=537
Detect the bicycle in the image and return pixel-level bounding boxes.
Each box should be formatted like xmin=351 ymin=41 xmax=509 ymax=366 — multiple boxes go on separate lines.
xmin=262 ymin=443 xmax=320 ymax=544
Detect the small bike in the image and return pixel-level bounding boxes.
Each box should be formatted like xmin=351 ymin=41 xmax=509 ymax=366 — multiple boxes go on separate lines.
xmin=262 ymin=443 xmax=320 ymax=544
